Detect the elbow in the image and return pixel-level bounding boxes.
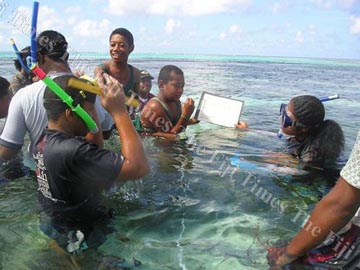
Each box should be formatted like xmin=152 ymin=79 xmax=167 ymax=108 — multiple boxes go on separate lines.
xmin=139 ymin=162 xmax=150 ymax=178
xmin=121 ymin=158 xmax=150 ymax=181
xmin=131 ymin=163 xmax=150 ymax=180
xmin=132 ymin=157 xmax=150 ymax=179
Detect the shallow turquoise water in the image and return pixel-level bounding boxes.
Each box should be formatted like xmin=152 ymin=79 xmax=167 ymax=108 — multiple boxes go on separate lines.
xmin=1 ymin=54 xmax=359 ymax=269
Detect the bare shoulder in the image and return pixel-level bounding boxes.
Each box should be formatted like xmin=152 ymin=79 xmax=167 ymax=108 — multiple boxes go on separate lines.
xmin=141 ymin=98 xmax=167 ymax=124
xmin=143 ymin=98 xmax=164 ymax=113
xmin=94 ymin=61 xmax=109 ymax=73
xmin=132 ymin=66 xmax=141 ymax=77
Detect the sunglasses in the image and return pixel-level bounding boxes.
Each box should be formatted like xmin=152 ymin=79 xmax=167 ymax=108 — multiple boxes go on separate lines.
xmin=279 ymin=103 xmax=306 ymax=128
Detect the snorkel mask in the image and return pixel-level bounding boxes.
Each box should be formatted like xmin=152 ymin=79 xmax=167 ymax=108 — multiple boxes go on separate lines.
xmin=277 ymin=94 xmax=339 ymax=138
xmin=279 ymin=103 xmax=307 ymax=128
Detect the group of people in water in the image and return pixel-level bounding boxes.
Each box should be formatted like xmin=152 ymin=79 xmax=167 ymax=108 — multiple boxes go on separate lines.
xmin=0 ymin=27 xmax=359 ymax=269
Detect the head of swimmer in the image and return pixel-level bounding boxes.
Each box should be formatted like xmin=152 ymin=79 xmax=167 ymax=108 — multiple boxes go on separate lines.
xmin=109 ymin=28 xmax=134 ymax=64
xmin=158 ymin=65 xmax=185 ymax=102
xmin=280 ymin=95 xmax=325 ymax=138
xmin=43 ymin=75 xmax=97 ymax=137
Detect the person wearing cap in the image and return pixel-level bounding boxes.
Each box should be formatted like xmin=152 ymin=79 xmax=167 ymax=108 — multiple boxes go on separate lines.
xmin=128 ymin=69 xmax=155 ymax=121
xmin=94 ymin=28 xmax=140 ymax=97
xmin=0 ymin=30 xmax=104 ymax=161
xmin=139 ymin=69 xmax=155 ymax=102
xmin=9 ymin=46 xmax=33 ymax=95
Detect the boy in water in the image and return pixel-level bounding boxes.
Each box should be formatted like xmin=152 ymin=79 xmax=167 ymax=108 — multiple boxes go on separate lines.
xmin=140 ymin=65 xmax=198 ymax=139
xmin=129 ymin=69 xmax=155 ymax=120
xmin=33 ymin=73 xmax=149 ymax=253
xmin=94 ymin=28 xmax=140 ymax=96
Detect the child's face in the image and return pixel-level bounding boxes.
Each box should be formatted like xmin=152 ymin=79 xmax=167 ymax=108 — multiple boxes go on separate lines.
xmin=109 ymin=34 xmax=133 ymax=63
xmin=140 ymin=77 xmax=152 ymax=95
xmin=162 ymin=72 xmax=185 ymax=102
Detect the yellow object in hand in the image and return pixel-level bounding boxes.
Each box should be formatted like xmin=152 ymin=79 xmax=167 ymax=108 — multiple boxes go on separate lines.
xmin=68 ymin=77 xmax=140 ymax=108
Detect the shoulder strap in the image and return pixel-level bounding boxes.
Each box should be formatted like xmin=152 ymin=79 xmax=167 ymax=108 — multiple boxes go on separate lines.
xmin=152 ymin=97 xmax=174 ymax=122
xmin=98 ymin=63 xmax=109 ymax=74
xmin=123 ymin=65 xmax=135 ymax=95
xmin=174 ymin=101 xmax=182 ymax=123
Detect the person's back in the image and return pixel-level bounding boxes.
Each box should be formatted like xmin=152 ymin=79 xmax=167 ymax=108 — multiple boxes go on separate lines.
xmin=33 ymin=74 xmax=149 ymax=253
xmin=34 ymin=77 xmax=117 ymax=220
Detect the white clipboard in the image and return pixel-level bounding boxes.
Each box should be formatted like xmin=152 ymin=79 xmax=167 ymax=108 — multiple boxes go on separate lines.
xmin=194 ymin=92 xmax=244 ymax=127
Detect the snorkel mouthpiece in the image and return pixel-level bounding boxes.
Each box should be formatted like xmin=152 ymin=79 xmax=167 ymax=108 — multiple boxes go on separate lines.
xmin=30 ymin=64 xmax=99 ymax=133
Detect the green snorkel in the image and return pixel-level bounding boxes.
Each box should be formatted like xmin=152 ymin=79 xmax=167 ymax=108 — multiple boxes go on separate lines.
xmin=30 ymin=64 xmax=99 ymax=133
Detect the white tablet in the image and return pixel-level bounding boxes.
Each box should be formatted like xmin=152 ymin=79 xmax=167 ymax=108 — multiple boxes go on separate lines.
xmin=194 ymin=92 xmax=244 ymax=127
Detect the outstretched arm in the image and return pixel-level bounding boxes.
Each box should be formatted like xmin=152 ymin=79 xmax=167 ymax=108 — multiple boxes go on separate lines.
xmin=269 ymin=177 xmax=360 ymax=268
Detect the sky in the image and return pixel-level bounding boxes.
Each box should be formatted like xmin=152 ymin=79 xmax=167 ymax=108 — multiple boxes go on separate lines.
xmin=0 ymin=0 xmax=360 ymax=59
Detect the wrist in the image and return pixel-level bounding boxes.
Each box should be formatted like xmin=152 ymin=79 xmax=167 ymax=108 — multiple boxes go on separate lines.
xmin=279 ymin=248 xmax=300 ymax=266
xmin=109 ymin=106 xmax=128 ymax=117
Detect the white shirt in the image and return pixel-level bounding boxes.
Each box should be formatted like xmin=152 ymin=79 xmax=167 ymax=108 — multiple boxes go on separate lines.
xmin=0 ymin=76 xmax=114 ymax=153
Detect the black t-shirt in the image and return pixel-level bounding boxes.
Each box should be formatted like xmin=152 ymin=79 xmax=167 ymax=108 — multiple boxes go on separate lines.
xmin=33 ymin=129 xmax=124 ymax=223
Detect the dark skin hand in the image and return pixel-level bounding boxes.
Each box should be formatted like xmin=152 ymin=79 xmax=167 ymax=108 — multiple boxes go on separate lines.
xmin=267 ymin=177 xmax=360 ymax=269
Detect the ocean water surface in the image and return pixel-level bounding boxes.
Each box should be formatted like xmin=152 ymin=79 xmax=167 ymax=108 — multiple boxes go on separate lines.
xmin=1 ymin=53 xmax=360 ymax=269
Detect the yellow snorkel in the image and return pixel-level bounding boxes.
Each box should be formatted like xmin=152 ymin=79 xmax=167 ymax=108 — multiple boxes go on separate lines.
xmin=68 ymin=77 xmax=140 ymax=108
